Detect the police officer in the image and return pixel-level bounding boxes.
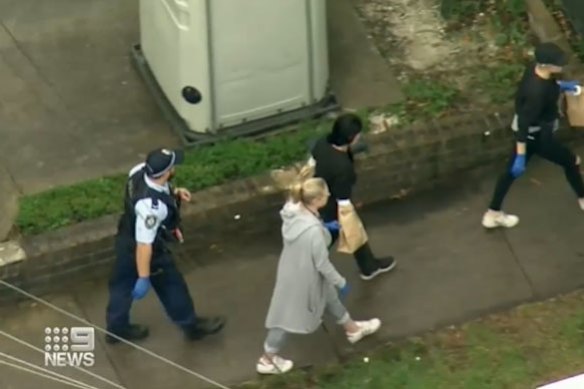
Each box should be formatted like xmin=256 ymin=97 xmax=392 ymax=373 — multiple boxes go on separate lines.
xmin=105 ymin=148 xmax=226 ymax=343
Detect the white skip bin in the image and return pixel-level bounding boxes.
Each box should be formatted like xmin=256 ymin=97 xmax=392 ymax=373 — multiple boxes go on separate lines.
xmin=133 ymin=0 xmax=337 ymax=145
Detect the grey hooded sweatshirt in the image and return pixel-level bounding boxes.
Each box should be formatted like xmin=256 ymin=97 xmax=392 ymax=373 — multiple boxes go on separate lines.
xmin=265 ymin=201 xmax=347 ymax=334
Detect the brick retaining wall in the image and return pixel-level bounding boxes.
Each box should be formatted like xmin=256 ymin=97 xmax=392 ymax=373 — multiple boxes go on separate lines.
xmin=2 ymin=110 xmax=584 ymax=302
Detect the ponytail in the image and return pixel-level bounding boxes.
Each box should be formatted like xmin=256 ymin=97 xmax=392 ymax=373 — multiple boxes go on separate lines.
xmin=270 ymin=157 xmax=316 ymax=192
xmin=287 ymin=177 xmax=328 ymax=206
xmin=289 ymin=181 xmax=304 ymax=203
xmin=297 ymin=157 xmax=316 ymax=181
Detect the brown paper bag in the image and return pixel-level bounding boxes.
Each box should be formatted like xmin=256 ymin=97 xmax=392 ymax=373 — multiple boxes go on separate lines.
xmin=337 ymin=203 xmax=368 ymax=254
xmin=566 ymin=92 xmax=584 ymax=128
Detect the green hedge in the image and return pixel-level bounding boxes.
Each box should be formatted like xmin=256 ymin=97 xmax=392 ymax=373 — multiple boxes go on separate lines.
xmin=16 ymin=119 xmax=337 ymax=236
xmin=13 ymin=77 xmax=463 ymax=237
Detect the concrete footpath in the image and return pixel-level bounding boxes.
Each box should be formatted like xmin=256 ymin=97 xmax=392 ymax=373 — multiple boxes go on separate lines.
xmin=2 ymin=145 xmax=584 ymax=388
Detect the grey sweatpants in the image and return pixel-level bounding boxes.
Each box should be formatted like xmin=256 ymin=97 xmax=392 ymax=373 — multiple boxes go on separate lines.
xmin=263 ymin=294 xmax=351 ymax=354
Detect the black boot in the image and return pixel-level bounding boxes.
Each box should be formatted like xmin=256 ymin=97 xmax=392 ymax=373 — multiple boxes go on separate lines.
xmin=183 ymin=316 xmax=226 ymax=341
xmin=105 ymin=324 xmax=149 ymax=344
xmin=353 ymin=243 xmax=397 ymax=281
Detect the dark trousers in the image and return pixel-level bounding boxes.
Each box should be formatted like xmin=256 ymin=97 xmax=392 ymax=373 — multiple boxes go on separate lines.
xmin=106 ymin=237 xmax=197 ymax=334
xmin=489 ymin=131 xmax=584 ymax=211
xmin=328 ymin=229 xmax=340 ymax=250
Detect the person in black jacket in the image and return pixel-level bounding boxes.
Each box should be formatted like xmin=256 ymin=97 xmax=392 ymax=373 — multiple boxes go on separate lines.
xmin=311 ymin=114 xmax=397 ymax=280
xmin=482 ymin=42 xmax=584 ymax=229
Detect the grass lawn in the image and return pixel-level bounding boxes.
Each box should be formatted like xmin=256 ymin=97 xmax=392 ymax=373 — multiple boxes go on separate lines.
xmin=241 ymin=290 xmax=584 ymax=389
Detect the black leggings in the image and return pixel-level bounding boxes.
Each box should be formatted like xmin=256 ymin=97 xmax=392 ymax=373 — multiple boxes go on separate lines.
xmin=489 ymin=132 xmax=584 ymax=211
xmin=327 ymin=227 xmax=380 ymax=274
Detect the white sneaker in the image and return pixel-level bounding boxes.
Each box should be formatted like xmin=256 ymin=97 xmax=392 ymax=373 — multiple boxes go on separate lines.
xmin=346 ymin=318 xmax=381 ymax=344
xmin=481 ymin=211 xmax=519 ymax=229
xmin=256 ymin=355 xmax=294 ymax=375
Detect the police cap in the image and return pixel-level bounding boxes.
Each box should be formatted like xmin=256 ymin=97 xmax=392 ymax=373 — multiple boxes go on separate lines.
xmin=145 ymin=148 xmax=185 ymax=178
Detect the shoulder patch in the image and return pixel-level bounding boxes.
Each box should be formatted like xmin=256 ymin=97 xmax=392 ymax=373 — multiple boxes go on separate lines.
xmin=144 ymin=215 xmax=158 ymax=229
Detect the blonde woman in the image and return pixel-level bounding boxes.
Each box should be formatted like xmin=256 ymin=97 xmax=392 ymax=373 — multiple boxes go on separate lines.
xmin=256 ymin=177 xmax=381 ymax=375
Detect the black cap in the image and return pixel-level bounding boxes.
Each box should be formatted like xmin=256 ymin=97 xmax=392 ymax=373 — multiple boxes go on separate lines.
xmin=535 ymin=42 xmax=567 ymax=67
xmin=328 ymin=114 xmax=363 ymax=146
xmin=145 ymin=148 xmax=184 ymax=178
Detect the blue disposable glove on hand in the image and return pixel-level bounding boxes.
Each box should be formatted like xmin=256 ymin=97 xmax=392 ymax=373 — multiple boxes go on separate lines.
xmin=510 ymin=154 xmax=526 ymax=178
xmin=558 ymin=80 xmax=580 ymax=94
xmin=338 ymin=283 xmax=351 ymax=300
xmin=323 ymin=220 xmax=340 ymax=233
xmin=132 ymin=277 xmax=151 ymax=300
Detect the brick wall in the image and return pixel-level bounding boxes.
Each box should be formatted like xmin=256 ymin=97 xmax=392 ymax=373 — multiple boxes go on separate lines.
xmin=2 ymin=110 xmax=584 ymax=302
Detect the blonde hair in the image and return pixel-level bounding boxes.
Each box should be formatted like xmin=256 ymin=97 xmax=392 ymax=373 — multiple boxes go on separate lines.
xmin=270 ymin=156 xmax=316 ymax=191
xmin=289 ymin=177 xmax=328 ymax=205
xmin=297 ymin=158 xmax=315 ymax=181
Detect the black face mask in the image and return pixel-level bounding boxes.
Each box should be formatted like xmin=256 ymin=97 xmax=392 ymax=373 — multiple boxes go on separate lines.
xmin=551 ymin=71 xmax=563 ymax=80
xmin=551 ymin=64 xmax=566 ymax=79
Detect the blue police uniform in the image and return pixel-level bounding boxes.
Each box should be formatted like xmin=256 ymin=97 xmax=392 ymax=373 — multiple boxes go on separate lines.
xmin=105 ymin=149 xmax=225 ymax=343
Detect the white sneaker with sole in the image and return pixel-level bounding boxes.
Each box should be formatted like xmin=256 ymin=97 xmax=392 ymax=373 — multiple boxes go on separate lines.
xmin=481 ymin=211 xmax=519 ymax=229
xmin=256 ymin=355 xmax=294 ymax=375
xmin=346 ymin=318 xmax=382 ymax=344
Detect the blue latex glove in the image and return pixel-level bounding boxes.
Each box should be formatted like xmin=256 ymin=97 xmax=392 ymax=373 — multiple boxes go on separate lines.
xmin=558 ymin=80 xmax=580 ymax=93
xmin=338 ymin=283 xmax=351 ymax=300
xmin=323 ymin=220 xmax=340 ymax=233
xmin=132 ymin=277 xmax=151 ymax=300
xmin=510 ymin=154 xmax=526 ymax=178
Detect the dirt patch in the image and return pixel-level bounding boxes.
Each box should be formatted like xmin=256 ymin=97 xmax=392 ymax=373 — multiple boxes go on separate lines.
xmin=357 ymin=0 xmax=485 ymax=71
xmin=353 ymin=0 xmax=534 ymax=115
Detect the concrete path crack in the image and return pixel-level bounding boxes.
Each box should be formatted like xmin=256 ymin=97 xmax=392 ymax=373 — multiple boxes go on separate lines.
xmin=501 ymin=230 xmax=538 ymax=300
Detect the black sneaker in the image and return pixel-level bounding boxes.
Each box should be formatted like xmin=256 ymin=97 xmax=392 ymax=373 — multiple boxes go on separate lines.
xmin=360 ymin=256 xmax=397 ymax=281
xmin=105 ymin=324 xmax=150 ymax=344
xmin=183 ymin=316 xmax=226 ymax=341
